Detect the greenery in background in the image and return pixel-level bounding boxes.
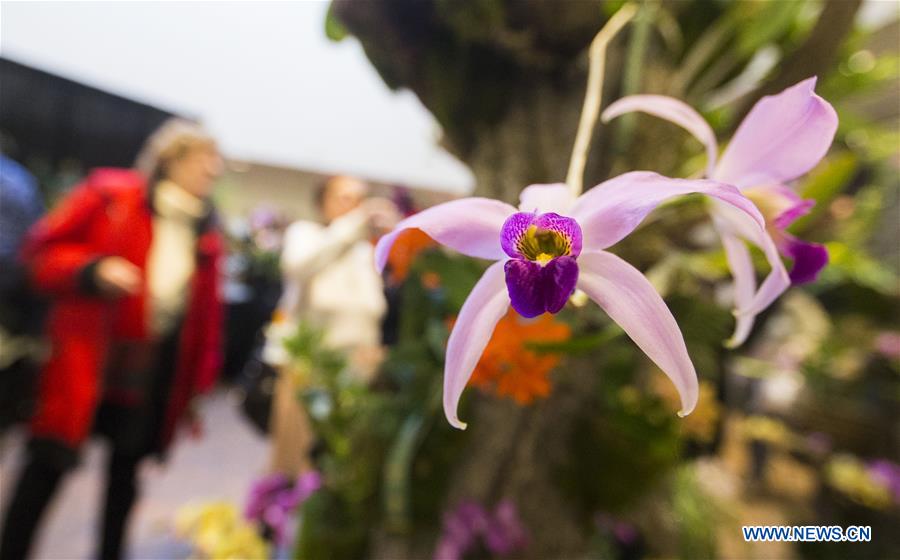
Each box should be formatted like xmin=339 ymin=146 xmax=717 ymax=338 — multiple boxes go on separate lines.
xmin=292 ymin=251 xmax=482 ymax=558
xmin=286 ymin=323 xmax=395 ymax=558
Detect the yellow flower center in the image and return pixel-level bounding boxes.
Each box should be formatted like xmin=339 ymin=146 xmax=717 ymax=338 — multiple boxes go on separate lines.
xmin=517 ymin=226 xmax=571 ymax=265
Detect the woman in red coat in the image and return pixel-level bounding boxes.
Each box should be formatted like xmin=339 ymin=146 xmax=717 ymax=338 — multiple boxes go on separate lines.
xmin=0 ymin=120 xmax=225 ymax=560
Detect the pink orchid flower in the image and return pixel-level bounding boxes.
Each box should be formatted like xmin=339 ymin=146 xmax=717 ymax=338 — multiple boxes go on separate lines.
xmin=375 ymin=172 xmax=767 ymax=429
xmin=602 ymin=78 xmax=837 ymax=346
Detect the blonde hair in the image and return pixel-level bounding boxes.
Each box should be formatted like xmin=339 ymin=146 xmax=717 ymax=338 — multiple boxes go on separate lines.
xmin=134 ymin=118 xmax=217 ymax=183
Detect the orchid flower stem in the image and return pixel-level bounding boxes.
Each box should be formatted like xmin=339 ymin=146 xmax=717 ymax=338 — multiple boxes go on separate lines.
xmin=566 ymin=3 xmax=638 ymax=198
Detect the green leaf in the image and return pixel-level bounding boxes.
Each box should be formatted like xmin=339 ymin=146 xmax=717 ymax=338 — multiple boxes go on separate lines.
xmin=382 ymin=413 xmax=426 ymax=533
xmin=526 ymin=324 xmax=623 ymax=355
xmin=820 ymin=241 xmax=898 ymax=295
xmin=792 ymin=152 xmax=858 ymax=232
xmin=733 ymin=0 xmax=806 ymax=57
xmin=296 ymin=490 xmax=367 ymax=559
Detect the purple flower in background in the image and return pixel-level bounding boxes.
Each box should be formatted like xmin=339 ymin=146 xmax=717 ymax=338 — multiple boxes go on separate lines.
xmin=245 ymin=471 xmax=323 ymax=546
xmin=595 ymin=513 xmax=640 ymax=546
xmin=868 ymin=460 xmax=900 ymax=504
xmin=433 ymin=502 xmax=488 ymax=560
xmin=376 ymin=172 xmax=767 ymax=428
xmin=434 ymin=500 xmax=528 ymax=560
xmin=249 ymin=204 xmax=281 ymax=231
xmin=245 ymin=473 xmax=292 ymax=521
xmin=295 ymin=470 xmax=324 ymax=499
xmin=484 ymin=501 xmax=529 ymax=555
xmin=603 ymin=78 xmax=837 ymax=347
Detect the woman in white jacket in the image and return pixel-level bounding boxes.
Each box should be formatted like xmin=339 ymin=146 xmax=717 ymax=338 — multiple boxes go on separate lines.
xmin=266 ymin=176 xmax=398 ymax=474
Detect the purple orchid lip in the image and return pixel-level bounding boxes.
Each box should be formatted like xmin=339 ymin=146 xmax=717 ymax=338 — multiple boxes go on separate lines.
xmin=779 ymin=236 xmax=828 ymax=284
xmin=500 ymin=212 xmax=583 ymax=317
xmin=505 ymin=257 xmax=579 ymax=318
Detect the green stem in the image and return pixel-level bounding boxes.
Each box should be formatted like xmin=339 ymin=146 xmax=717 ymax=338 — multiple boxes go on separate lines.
xmin=566 ymin=3 xmax=638 ymax=197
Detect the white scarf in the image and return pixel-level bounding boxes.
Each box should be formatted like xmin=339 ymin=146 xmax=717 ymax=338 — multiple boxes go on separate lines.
xmin=146 ymin=180 xmax=206 ymax=336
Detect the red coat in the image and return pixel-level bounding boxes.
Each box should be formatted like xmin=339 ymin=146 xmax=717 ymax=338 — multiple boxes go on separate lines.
xmin=22 ymin=168 xmax=224 ymax=452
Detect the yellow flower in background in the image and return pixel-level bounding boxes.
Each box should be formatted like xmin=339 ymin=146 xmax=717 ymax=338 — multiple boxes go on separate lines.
xmin=653 ymin=378 xmax=721 ymax=443
xmin=286 ymin=357 xmax=313 ymax=388
xmin=740 ymin=415 xmax=794 ymax=447
xmin=174 ymin=501 xmax=270 ymax=560
xmin=209 ymin=525 xmax=271 ymax=560
xmin=826 ymin=454 xmax=892 ymax=510
xmin=174 ymin=501 xmax=237 ymax=544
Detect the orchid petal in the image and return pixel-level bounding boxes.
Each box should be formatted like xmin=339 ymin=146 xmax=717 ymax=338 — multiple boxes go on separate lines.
xmin=375 ymin=198 xmax=516 ymax=271
xmin=518 ymin=183 xmax=576 ymax=214
xmin=720 ymin=231 xmax=757 ymax=348
xmin=577 ymin=251 xmax=698 ymax=415
xmin=713 ymin=201 xmax=790 ymax=317
xmin=444 ymin=261 xmax=510 ymax=429
xmin=602 ymin=94 xmax=719 ymax=177
xmin=715 ymin=77 xmax=838 ymax=188
xmin=773 ymin=198 xmax=815 ymax=231
xmin=571 ymin=171 xmax=765 ymax=251
xmin=500 ymin=212 xmax=536 ymax=259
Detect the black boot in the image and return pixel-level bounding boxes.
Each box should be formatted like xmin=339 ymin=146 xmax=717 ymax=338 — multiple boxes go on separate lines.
xmin=0 ymin=439 xmax=76 ymax=560
xmin=98 ymin=451 xmax=141 ymax=560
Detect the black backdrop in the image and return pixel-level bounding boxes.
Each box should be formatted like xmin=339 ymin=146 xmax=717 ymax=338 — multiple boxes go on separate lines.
xmin=0 ymin=57 xmax=180 ymax=171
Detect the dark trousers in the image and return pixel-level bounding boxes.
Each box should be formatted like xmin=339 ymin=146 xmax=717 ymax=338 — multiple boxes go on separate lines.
xmin=0 ymin=440 xmax=142 ymax=560
xmin=1 ymin=331 xmax=180 ymax=559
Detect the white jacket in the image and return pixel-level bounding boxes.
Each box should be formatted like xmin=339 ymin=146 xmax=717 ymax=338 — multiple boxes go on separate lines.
xmin=265 ymin=208 xmax=386 ymax=365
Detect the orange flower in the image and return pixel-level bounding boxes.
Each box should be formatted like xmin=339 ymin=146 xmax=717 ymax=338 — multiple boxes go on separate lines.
xmin=385 ymin=228 xmax=435 ymax=284
xmin=467 ymin=309 xmax=571 ymax=405
xmin=271 ymin=308 xmax=287 ymax=325
xmin=421 ymin=271 xmax=442 ymax=291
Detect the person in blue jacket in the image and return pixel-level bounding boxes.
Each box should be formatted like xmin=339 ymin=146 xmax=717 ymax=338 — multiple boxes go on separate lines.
xmin=0 ymin=154 xmax=46 ymax=432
